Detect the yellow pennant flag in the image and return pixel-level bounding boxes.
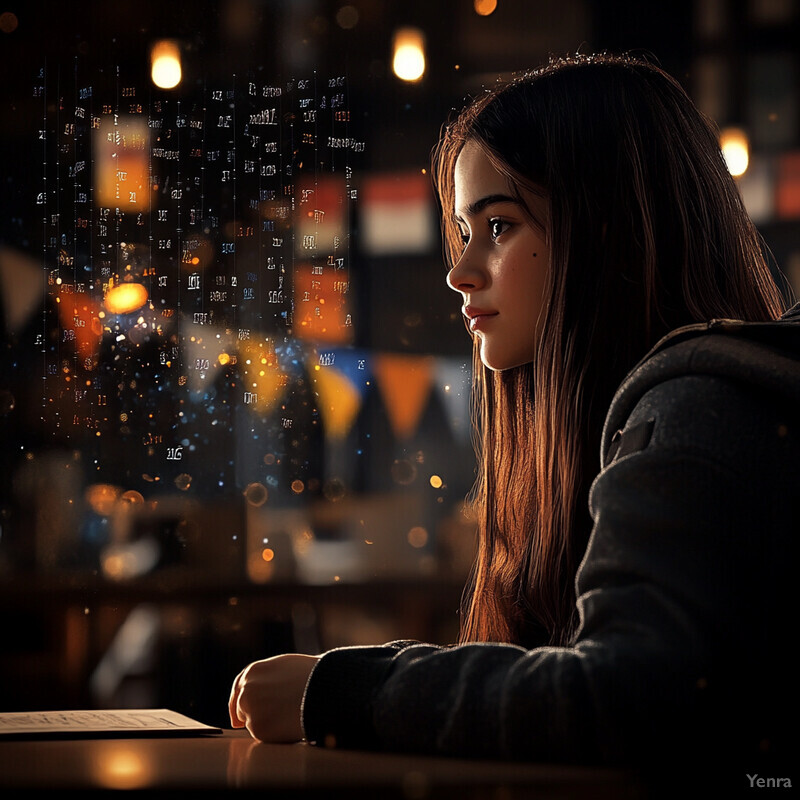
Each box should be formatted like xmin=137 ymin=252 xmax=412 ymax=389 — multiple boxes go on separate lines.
xmin=311 ymin=366 xmax=361 ymax=439
xmin=311 ymin=364 xmax=362 ymax=441
xmin=373 ymin=354 xmax=434 ymax=440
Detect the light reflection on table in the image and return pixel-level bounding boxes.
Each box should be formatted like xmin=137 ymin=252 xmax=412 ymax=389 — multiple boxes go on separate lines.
xmin=0 ymin=729 xmax=648 ymax=797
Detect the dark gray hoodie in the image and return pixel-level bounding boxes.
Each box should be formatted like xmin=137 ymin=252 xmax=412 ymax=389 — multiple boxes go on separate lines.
xmin=301 ymin=303 xmax=800 ymax=791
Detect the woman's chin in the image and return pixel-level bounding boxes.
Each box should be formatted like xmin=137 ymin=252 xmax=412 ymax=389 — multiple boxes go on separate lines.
xmin=481 ymin=354 xmax=533 ymax=372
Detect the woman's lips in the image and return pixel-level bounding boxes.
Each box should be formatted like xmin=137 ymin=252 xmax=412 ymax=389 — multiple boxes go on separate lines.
xmin=469 ymin=314 xmax=497 ymax=332
xmin=463 ymin=306 xmax=498 ymax=332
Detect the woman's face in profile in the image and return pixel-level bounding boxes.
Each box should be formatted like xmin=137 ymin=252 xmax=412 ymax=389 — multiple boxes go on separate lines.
xmin=448 ymin=140 xmax=550 ymax=372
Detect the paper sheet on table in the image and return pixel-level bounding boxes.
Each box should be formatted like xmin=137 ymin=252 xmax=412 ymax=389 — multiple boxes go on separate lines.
xmin=0 ymin=709 xmax=222 ymax=737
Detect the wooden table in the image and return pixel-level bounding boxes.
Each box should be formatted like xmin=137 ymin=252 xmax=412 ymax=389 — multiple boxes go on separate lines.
xmin=0 ymin=728 xmax=648 ymax=797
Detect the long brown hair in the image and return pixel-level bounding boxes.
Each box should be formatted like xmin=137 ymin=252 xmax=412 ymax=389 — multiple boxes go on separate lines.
xmin=432 ymin=53 xmax=787 ymax=648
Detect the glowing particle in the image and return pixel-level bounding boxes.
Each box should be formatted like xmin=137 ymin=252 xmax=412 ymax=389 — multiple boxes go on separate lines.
xmin=336 ymin=5 xmax=359 ymax=28
xmin=0 ymin=12 xmax=19 ymax=33
xmin=119 ymin=490 xmax=145 ymax=506
xmin=243 ymin=482 xmax=269 ymax=506
xmin=218 ymin=353 xmax=230 ymax=366
xmin=175 ymin=473 xmax=192 ymax=491
xmin=429 ymin=474 xmax=443 ymax=489
xmin=408 ymin=526 xmax=428 ymax=548
xmin=323 ymin=477 xmax=346 ymax=502
xmin=390 ymin=458 xmax=417 ymax=485
xmin=261 ymin=548 xmax=275 ymax=562
xmin=291 ymin=479 xmax=305 ymax=494
xmin=0 ymin=390 xmax=15 ymax=415
xmin=85 ymin=484 xmax=121 ymax=516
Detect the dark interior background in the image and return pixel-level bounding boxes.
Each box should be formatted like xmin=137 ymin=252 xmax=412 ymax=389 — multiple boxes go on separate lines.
xmin=1 ymin=0 xmax=798 ymax=729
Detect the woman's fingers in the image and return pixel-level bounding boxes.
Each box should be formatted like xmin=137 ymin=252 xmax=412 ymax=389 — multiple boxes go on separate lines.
xmin=228 ymin=668 xmax=248 ymax=727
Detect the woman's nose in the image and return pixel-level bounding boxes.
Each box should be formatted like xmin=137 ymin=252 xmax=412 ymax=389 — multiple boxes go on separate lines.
xmin=446 ymin=248 xmax=485 ymax=294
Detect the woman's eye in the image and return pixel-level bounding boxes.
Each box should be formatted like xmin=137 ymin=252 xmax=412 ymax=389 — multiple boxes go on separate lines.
xmin=459 ymin=231 xmax=470 ymax=248
xmin=489 ymin=218 xmax=509 ymax=240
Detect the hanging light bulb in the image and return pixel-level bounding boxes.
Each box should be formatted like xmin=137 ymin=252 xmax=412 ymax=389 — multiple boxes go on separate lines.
xmin=392 ymin=27 xmax=426 ymax=83
xmin=474 ymin=0 xmax=498 ymax=15
xmin=151 ymin=40 xmax=182 ymax=90
xmin=720 ymin=127 xmax=749 ymax=177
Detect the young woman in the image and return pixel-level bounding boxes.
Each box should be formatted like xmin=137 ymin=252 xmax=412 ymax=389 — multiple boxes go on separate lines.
xmin=229 ymin=53 xmax=798 ymax=781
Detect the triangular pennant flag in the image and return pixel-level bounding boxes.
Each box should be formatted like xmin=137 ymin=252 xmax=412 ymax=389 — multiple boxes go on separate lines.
xmin=373 ymin=353 xmax=434 ymax=440
xmin=319 ymin=347 xmax=372 ymax=398
xmin=434 ymin=357 xmax=473 ymax=444
xmin=310 ymin=362 xmax=363 ymax=441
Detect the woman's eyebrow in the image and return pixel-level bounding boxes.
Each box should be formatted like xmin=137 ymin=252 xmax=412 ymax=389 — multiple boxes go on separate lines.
xmin=454 ymin=193 xmax=520 ymax=222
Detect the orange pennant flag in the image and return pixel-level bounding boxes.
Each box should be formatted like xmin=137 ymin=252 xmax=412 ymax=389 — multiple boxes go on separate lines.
xmin=373 ymin=353 xmax=434 ymax=440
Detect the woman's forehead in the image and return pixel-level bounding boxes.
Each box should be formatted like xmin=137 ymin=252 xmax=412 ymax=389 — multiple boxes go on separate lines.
xmin=454 ymin=143 xmax=512 ymax=207
xmin=453 ymin=141 xmax=548 ymax=226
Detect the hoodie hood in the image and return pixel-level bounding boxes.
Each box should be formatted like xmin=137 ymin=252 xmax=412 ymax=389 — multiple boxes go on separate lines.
xmin=601 ymin=302 xmax=800 ymax=468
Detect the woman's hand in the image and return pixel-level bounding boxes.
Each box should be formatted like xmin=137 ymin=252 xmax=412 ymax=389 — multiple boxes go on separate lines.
xmin=229 ymin=653 xmax=320 ymax=742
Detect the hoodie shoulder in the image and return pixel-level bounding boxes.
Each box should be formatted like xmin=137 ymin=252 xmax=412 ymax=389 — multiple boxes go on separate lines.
xmin=601 ymin=307 xmax=800 ymax=464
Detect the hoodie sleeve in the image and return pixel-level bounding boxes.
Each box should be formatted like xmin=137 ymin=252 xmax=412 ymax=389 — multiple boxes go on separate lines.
xmin=301 ymin=373 xmax=792 ymax=766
